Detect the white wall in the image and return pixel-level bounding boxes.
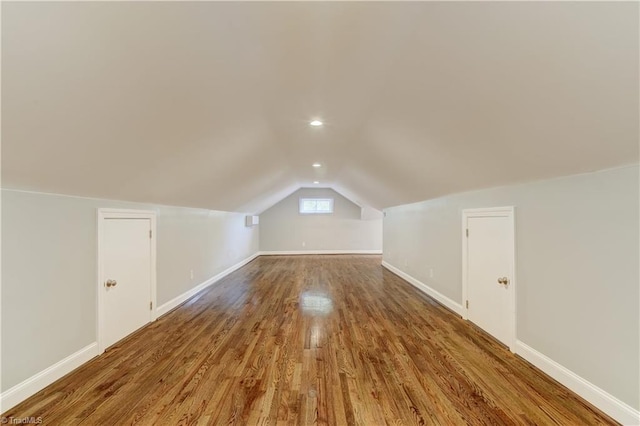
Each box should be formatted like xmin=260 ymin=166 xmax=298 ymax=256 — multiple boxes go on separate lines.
xmin=1 ymin=189 xmax=259 ymax=392
xmin=259 ymin=188 xmax=382 ymax=253
xmin=383 ymin=165 xmax=639 ymax=413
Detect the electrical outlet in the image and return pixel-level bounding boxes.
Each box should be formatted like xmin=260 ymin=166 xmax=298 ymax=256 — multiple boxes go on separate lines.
xmin=302 ymin=241 xmax=306 ymax=247
xmin=429 ymin=268 xmax=434 ymax=278
xmin=190 ymin=269 xmax=194 ymax=280
xmin=404 ymin=258 xmax=408 ymax=267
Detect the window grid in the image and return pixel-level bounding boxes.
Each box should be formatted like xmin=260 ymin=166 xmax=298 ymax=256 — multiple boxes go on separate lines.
xmin=299 ymin=198 xmax=334 ymax=214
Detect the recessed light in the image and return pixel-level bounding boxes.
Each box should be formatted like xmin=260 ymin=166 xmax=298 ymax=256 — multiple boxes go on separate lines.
xmin=312 ymin=163 xmax=322 ymax=168
xmin=313 ymin=181 xmax=320 ymax=184
xmin=309 ymin=120 xmax=323 ymax=127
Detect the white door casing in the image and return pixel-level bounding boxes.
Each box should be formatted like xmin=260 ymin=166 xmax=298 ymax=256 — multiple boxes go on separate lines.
xmin=462 ymin=207 xmax=516 ymax=351
xmin=97 ymin=209 xmax=157 ymax=353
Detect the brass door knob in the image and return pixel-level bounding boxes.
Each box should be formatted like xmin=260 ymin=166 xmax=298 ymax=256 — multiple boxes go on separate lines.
xmin=105 ymin=279 xmax=117 ymax=288
xmin=497 ymin=277 xmax=509 ymax=285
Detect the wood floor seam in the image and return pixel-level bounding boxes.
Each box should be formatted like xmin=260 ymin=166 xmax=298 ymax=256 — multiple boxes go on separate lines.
xmin=3 ymin=255 xmax=617 ymax=425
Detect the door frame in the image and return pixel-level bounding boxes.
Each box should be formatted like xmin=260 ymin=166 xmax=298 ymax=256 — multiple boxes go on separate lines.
xmin=97 ymin=208 xmax=157 ymax=353
xmin=461 ymin=206 xmax=516 ymax=351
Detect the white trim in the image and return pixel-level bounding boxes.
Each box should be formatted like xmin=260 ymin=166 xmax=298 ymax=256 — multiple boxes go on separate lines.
xmin=259 ymin=250 xmax=382 ymax=255
xmin=461 ymin=206 xmax=515 ymax=216
xmin=381 ymin=261 xmax=464 ymax=316
xmin=0 ymin=251 xmax=260 ymax=412
xmin=0 ymin=343 xmax=99 ymax=412
xmin=462 ymin=206 xmax=516 ymax=351
xmin=97 ymin=208 xmax=157 ymax=354
xmin=155 ymin=252 xmax=260 ymax=318
xmin=97 ymin=208 xmax=158 ymax=216
xmin=299 ymin=197 xmax=334 ymax=214
xmin=381 ymin=255 xmax=639 ymax=424
xmin=515 ymin=341 xmax=640 ymax=425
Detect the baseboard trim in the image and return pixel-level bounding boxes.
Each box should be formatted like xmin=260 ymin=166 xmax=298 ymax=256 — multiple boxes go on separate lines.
xmin=5 ymin=256 xmax=634 ymax=425
xmin=259 ymin=250 xmax=383 ymax=255
xmin=1 ymin=343 xmax=99 ymax=413
xmin=1 ymin=253 xmax=261 ymax=413
xmin=381 ymin=261 xmax=639 ymax=424
xmin=515 ymin=341 xmax=639 ymax=425
xmin=381 ymin=261 xmax=464 ymax=317
xmin=155 ymin=252 xmax=260 ymax=318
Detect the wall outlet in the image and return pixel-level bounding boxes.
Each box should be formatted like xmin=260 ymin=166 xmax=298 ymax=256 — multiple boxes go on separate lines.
xmin=429 ymin=268 xmax=434 ymax=278
xmin=190 ymin=269 xmax=194 ymax=280
xmin=302 ymin=241 xmax=306 ymax=247
xmin=404 ymin=258 xmax=408 ymax=267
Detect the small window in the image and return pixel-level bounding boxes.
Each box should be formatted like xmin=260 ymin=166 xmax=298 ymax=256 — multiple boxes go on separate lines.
xmin=299 ymin=198 xmax=334 ymax=214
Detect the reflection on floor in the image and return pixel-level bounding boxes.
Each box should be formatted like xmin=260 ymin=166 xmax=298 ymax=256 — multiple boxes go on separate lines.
xmin=4 ymin=255 xmax=616 ymax=425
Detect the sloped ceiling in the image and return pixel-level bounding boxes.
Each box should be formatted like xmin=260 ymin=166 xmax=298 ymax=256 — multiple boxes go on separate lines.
xmin=2 ymin=2 xmax=638 ymax=213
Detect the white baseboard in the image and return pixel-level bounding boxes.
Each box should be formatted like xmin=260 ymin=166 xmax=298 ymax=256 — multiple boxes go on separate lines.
xmin=259 ymin=250 xmax=382 ymax=255
xmin=1 ymin=343 xmax=99 ymax=413
xmin=381 ymin=261 xmax=464 ymax=316
xmin=156 ymin=252 xmax=260 ymax=317
xmin=382 ymin=260 xmax=639 ymax=424
xmin=5 ymin=256 xmax=634 ymax=425
xmin=515 ymin=341 xmax=639 ymax=425
xmin=0 ymin=253 xmax=260 ymax=413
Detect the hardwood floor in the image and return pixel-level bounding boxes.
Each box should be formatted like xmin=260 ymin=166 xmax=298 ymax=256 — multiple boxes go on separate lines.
xmin=4 ymin=255 xmax=616 ymax=425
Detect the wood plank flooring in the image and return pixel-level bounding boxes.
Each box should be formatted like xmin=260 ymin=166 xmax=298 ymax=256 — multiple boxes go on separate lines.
xmin=4 ymin=255 xmax=616 ymax=425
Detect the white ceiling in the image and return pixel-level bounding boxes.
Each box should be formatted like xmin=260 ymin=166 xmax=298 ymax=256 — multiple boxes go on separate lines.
xmin=2 ymin=2 xmax=638 ymax=213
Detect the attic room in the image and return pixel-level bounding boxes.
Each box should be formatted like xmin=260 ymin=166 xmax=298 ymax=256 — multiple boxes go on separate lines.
xmin=1 ymin=2 xmax=638 ymax=425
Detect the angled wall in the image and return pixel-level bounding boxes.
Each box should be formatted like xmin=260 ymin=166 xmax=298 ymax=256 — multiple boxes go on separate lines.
xmin=1 ymin=189 xmax=259 ymax=398
xmin=383 ymin=164 xmax=639 ymax=421
xmin=259 ymin=188 xmax=382 ymax=253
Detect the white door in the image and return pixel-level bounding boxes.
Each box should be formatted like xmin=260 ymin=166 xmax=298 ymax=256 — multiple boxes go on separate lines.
xmin=101 ymin=218 xmax=153 ymax=350
xmin=463 ymin=208 xmax=515 ymax=349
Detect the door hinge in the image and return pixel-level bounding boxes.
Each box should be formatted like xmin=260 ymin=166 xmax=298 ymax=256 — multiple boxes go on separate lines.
xmin=466 ymin=229 xmax=469 ymax=237
xmin=149 ymin=230 xmax=152 ymax=239
xmin=150 ymin=301 xmax=153 ymax=310
xmin=466 ymin=300 xmax=469 ymax=309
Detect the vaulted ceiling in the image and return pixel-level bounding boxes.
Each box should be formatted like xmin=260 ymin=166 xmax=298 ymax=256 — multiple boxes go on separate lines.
xmin=2 ymin=2 xmax=638 ymax=213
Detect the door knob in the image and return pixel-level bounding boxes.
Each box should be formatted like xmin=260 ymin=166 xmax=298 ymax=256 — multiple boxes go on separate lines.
xmin=105 ymin=279 xmax=117 ymax=288
xmin=497 ymin=277 xmax=509 ymax=285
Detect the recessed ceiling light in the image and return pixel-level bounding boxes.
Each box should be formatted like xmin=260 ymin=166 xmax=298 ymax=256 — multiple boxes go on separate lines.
xmin=309 ymin=120 xmax=323 ymax=126
xmin=313 ymin=181 xmax=320 ymax=184
xmin=312 ymin=163 xmax=322 ymax=168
